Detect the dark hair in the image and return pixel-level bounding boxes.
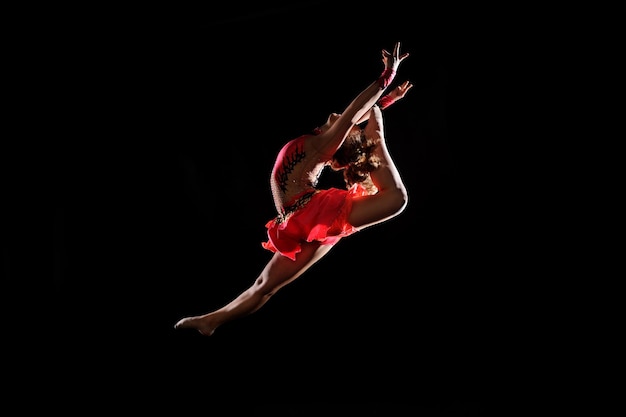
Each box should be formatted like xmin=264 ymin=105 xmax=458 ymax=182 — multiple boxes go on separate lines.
xmin=332 ymin=130 xmax=380 ymax=193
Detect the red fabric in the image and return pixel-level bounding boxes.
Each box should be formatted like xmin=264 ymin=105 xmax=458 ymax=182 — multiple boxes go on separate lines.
xmin=378 ymin=68 xmax=396 ymax=88
xmin=262 ymin=183 xmax=369 ymax=261
xmin=378 ymin=94 xmax=395 ymax=109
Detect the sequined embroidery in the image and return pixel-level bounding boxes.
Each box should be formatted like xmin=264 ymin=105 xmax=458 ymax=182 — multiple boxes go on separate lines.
xmin=275 ymin=190 xmax=316 ymax=224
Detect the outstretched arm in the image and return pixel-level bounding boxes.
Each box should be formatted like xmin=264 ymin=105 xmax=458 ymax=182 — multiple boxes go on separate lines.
xmin=355 ymin=80 xmax=414 ymax=125
xmin=314 ymin=41 xmax=409 ymax=158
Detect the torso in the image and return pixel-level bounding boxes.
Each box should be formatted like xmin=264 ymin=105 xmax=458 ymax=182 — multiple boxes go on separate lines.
xmin=270 ymin=135 xmax=329 ymax=214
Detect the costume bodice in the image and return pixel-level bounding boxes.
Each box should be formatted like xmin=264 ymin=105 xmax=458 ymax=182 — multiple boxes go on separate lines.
xmin=269 ymin=135 xmax=327 ymax=215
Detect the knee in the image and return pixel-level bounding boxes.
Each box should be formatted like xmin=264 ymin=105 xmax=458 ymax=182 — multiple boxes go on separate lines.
xmin=389 ymin=186 xmax=409 ymax=215
xmin=253 ymin=276 xmax=277 ymax=298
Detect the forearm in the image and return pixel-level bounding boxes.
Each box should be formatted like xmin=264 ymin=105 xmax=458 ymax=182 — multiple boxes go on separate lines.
xmin=354 ymin=93 xmax=398 ymax=125
xmin=343 ymin=67 xmax=394 ymax=122
xmin=350 ymin=41 xmax=408 ymax=126
xmin=346 ymin=81 xmax=389 ymax=126
xmin=319 ymin=68 xmax=396 ymax=153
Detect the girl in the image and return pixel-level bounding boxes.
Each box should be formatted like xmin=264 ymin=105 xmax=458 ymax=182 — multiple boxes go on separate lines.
xmin=175 ymin=42 xmax=412 ymax=336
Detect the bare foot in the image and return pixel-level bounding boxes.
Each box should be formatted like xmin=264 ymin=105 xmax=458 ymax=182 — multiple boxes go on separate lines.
xmin=174 ymin=315 xmax=218 ymax=336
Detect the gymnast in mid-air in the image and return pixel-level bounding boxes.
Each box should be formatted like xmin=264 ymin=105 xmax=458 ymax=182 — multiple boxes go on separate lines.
xmin=175 ymin=41 xmax=413 ymax=336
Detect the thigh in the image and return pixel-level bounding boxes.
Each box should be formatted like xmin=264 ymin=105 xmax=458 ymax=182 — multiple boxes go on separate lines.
xmin=260 ymin=241 xmax=334 ymax=291
xmin=348 ymin=193 xmax=401 ymax=230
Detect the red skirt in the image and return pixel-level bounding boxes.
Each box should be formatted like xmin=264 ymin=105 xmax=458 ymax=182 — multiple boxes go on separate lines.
xmin=262 ymin=184 xmax=369 ymax=261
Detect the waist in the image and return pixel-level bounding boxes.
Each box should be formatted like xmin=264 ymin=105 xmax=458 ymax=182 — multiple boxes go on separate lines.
xmin=276 ymin=190 xmax=317 ymax=224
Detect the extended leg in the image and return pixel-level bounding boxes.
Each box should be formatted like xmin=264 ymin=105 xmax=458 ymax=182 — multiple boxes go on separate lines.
xmin=174 ymin=242 xmax=333 ymax=336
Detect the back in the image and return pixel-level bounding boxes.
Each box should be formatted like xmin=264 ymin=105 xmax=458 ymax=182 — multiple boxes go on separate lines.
xmin=269 ymin=135 xmax=329 ymax=214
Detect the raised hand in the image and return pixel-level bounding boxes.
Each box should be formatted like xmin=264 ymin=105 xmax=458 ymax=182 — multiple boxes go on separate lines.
xmin=388 ymin=80 xmax=414 ymax=101
xmin=382 ymin=41 xmax=410 ymax=71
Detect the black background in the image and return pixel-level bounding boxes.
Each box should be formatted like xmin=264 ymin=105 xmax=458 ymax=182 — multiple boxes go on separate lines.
xmin=8 ymin=0 xmax=610 ymax=414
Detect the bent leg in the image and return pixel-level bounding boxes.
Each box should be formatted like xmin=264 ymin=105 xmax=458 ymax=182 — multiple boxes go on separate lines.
xmin=349 ymin=105 xmax=408 ymax=229
xmin=348 ymin=143 xmax=408 ymax=230
xmin=174 ymin=242 xmax=334 ymax=336
xmin=348 ymin=188 xmax=407 ymax=230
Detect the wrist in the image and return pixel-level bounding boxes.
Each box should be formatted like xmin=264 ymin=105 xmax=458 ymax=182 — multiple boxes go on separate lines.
xmin=378 ymin=68 xmax=396 ymax=88
xmin=378 ymin=95 xmax=396 ymax=109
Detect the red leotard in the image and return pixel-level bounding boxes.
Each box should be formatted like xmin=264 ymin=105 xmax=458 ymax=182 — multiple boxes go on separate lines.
xmin=262 ymin=134 xmax=369 ymax=261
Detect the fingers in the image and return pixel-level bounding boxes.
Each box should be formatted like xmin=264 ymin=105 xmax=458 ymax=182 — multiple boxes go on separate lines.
xmin=385 ymin=42 xmax=409 ymax=60
xmin=393 ymin=41 xmax=400 ymax=56
xmin=395 ymin=81 xmax=414 ymax=98
xmin=382 ymin=42 xmax=409 ymax=66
